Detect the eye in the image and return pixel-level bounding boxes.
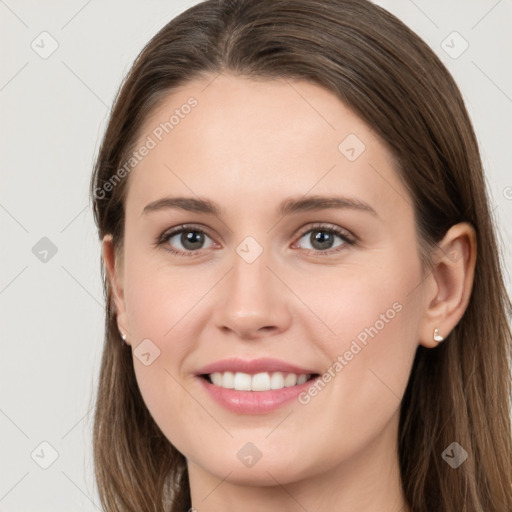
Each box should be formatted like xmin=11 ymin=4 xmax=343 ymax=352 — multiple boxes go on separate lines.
xmin=156 ymin=223 xmax=356 ymax=257
xmin=156 ymin=224 xmax=216 ymax=256
xmin=293 ymin=224 xmax=355 ymax=254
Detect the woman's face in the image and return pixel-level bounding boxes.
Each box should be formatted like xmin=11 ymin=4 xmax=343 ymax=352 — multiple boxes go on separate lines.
xmin=107 ymin=73 xmax=430 ymax=486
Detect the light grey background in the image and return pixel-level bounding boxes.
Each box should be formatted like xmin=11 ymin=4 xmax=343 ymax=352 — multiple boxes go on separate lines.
xmin=1 ymin=1 xmax=511 ymax=510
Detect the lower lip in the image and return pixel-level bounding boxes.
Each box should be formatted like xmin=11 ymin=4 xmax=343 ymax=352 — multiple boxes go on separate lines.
xmin=198 ymin=376 xmax=319 ymax=414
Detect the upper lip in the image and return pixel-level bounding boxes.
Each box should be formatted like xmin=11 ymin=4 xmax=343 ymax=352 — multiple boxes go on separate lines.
xmin=196 ymin=357 xmax=318 ymax=376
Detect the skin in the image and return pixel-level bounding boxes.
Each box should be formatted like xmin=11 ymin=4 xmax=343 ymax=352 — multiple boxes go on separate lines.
xmin=102 ymin=73 xmax=476 ymax=512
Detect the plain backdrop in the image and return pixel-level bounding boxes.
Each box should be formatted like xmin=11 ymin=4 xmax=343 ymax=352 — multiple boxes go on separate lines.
xmin=1 ymin=1 xmax=511 ymax=510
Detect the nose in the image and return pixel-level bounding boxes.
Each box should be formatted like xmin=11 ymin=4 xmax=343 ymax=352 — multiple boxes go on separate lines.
xmin=212 ymin=247 xmax=293 ymax=340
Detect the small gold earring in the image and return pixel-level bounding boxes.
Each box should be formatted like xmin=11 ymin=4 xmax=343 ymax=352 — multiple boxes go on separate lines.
xmin=433 ymin=328 xmax=444 ymax=343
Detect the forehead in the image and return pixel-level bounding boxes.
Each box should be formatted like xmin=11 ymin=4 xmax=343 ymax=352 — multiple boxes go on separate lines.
xmin=125 ymin=73 xmax=410 ymax=221
xmin=136 ymin=73 xmax=374 ymax=157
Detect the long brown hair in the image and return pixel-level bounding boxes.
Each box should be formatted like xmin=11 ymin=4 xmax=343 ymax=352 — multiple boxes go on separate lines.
xmin=89 ymin=1 xmax=512 ymax=510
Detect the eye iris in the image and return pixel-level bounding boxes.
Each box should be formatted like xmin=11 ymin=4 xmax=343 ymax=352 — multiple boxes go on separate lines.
xmin=182 ymin=231 xmax=204 ymax=250
xmin=311 ymin=230 xmax=334 ymax=250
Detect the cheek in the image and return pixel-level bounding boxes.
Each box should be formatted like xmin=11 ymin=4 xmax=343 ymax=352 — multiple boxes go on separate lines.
xmin=290 ymin=248 xmax=422 ymax=355
xmin=132 ymin=357 xmax=202 ymax=451
xmin=289 ymin=251 xmax=422 ymax=431
xmin=123 ymin=247 xmax=209 ymax=343
xmin=122 ymin=252 xmax=201 ymax=431
xmin=325 ymin=258 xmax=421 ymax=389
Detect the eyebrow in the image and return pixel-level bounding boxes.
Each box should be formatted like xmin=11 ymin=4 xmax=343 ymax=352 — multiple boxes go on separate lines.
xmin=141 ymin=194 xmax=377 ymax=217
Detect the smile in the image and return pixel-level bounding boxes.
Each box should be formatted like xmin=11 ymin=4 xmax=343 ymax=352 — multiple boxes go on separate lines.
xmin=203 ymin=371 xmax=314 ymax=391
xmin=196 ymin=358 xmax=321 ymax=414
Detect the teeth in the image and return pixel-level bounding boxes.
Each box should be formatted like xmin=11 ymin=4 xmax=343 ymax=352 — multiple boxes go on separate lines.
xmin=251 ymin=372 xmax=270 ymax=391
xmin=210 ymin=372 xmax=224 ymax=387
xmin=296 ymin=374 xmax=308 ymax=385
xmin=270 ymin=372 xmax=284 ymax=389
xmin=284 ymin=373 xmax=297 ymax=387
xmin=208 ymin=371 xmax=311 ymax=391
xmin=234 ymin=372 xmax=252 ymax=391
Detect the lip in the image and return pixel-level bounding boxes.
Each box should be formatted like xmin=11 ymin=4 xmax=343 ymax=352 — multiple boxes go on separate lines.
xmin=195 ymin=357 xmax=317 ymax=376
xmin=195 ymin=358 xmax=320 ymax=414
xmin=198 ymin=374 xmax=319 ymax=414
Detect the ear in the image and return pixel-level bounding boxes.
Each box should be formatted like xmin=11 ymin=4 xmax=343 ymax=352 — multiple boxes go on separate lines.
xmin=102 ymin=234 xmax=130 ymax=345
xmin=418 ymin=222 xmax=477 ymax=348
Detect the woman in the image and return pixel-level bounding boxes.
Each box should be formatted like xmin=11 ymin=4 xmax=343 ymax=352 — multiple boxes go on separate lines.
xmin=89 ymin=0 xmax=512 ymax=510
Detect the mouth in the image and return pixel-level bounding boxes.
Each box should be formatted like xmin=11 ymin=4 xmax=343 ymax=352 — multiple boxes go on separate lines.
xmin=199 ymin=371 xmax=319 ymax=391
xmin=195 ymin=358 xmax=321 ymax=414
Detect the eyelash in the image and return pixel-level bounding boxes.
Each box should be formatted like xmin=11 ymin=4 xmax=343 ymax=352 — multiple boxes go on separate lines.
xmin=155 ymin=223 xmax=356 ymax=257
